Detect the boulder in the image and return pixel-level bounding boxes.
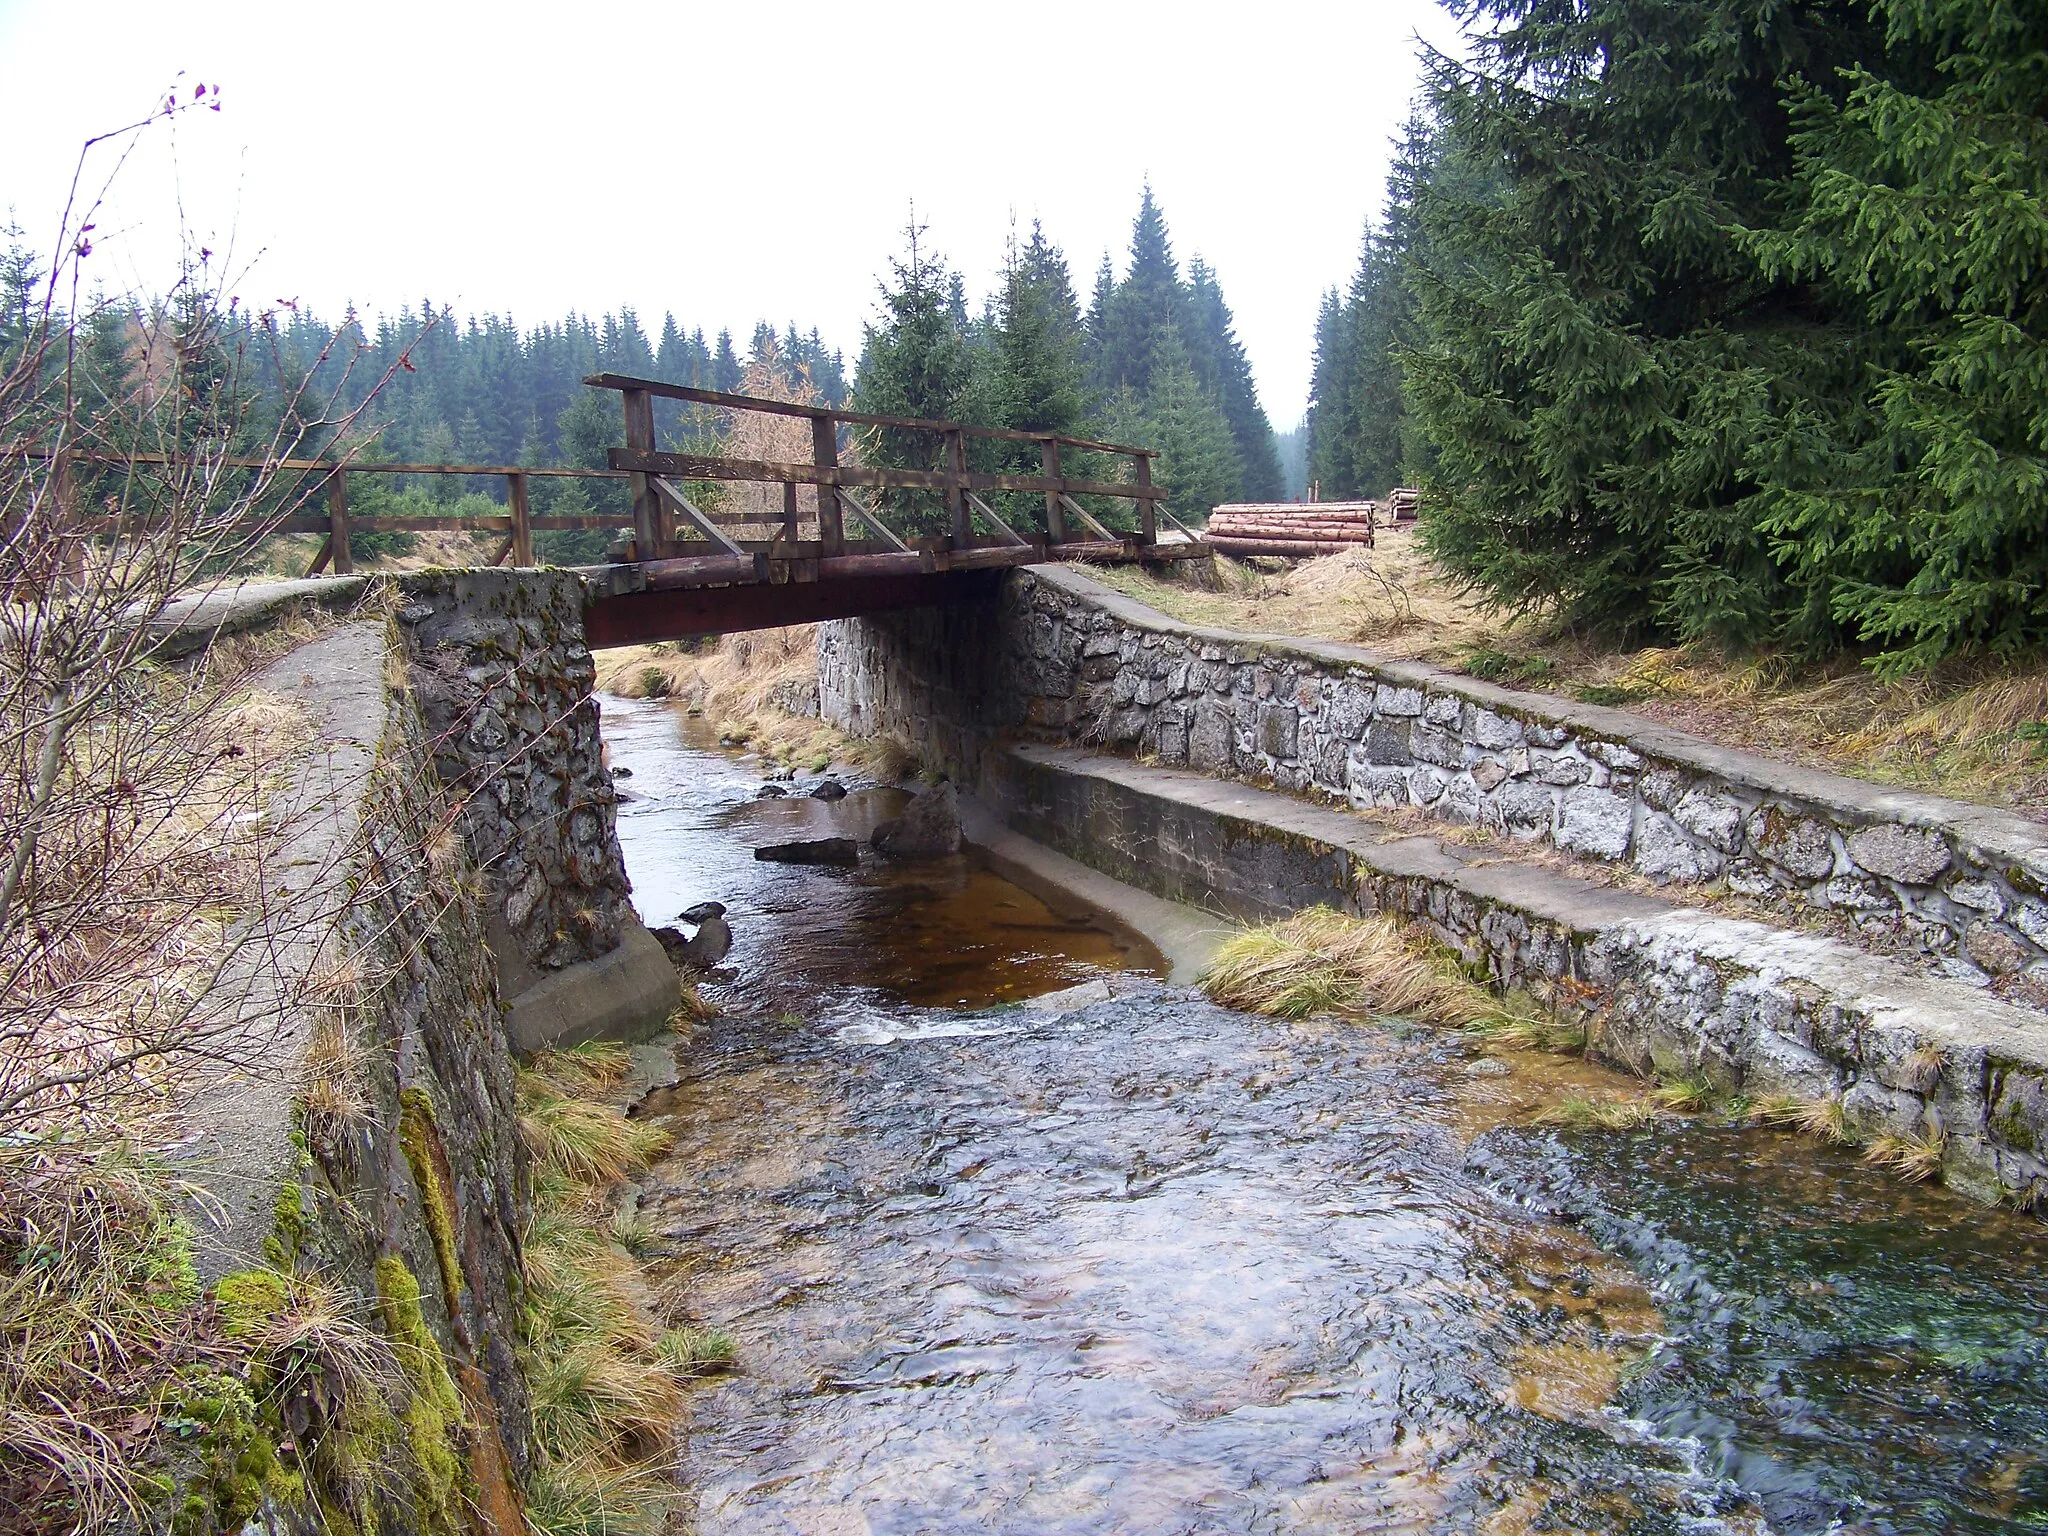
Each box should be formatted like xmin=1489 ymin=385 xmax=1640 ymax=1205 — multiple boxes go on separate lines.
xmin=755 ymin=783 xmax=788 ymax=799
xmin=755 ymin=837 xmax=859 ymax=865
xmin=809 ymin=779 xmax=848 ymax=801
xmin=681 ymin=914 xmax=732 ymax=966
xmin=678 ymin=900 xmax=727 ymax=923
xmin=872 ymin=782 xmax=963 ymax=860
xmin=652 ymin=912 xmax=732 ymax=968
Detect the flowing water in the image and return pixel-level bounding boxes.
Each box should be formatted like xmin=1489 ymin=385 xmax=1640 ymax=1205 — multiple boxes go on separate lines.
xmin=601 ymin=695 xmax=2048 ymax=1536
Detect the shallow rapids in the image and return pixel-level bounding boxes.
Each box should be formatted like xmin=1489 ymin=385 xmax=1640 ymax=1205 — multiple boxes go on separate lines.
xmin=600 ymin=695 xmax=2048 ymax=1535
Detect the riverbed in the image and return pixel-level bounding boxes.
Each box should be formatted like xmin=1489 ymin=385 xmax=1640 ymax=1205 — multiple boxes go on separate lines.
xmin=601 ymin=694 xmax=2048 ymax=1536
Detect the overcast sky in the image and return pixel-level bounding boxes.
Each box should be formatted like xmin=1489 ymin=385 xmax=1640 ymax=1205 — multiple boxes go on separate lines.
xmin=0 ymin=0 xmax=1462 ymax=428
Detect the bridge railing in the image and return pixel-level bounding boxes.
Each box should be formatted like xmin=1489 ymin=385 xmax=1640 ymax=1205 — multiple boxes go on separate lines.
xmin=6 ymin=384 xmax=1206 ymax=581
xmin=584 ymin=373 xmax=1204 ymax=568
xmin=3 ymin=447 xmax=628 ymax=575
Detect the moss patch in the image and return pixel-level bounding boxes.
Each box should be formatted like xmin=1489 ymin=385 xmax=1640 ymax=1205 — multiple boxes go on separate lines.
xmin=374 ymin=1256 xmax=468 ymax=1536
xmin=397 ymin=1087 xmax=466 ymax=1313
xmin=164 ymin=1369 xmax=301 ymax=1536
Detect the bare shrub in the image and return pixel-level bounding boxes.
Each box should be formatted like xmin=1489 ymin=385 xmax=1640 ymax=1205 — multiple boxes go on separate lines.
xmin=0 ymin=98 xmax=411 ymax=1527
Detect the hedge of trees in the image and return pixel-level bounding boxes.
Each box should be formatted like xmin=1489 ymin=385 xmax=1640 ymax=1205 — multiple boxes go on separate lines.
xmin=1308 ymin=0 xmax=2046 ymax=673
xmin=851 ymin=189 xmax=1282 ymax=533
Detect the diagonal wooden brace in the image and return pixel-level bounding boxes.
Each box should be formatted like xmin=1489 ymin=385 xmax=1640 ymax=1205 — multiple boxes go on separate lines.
xmin=965 ymin=491 xmax=1030 ymax=547
xmin=1058 ymin=493 xmax=1121 ymax=544
xmin=654 ymin=477 xmax=768 ymax=579
xmin=832 ymin=489 xmax=910 ymax=553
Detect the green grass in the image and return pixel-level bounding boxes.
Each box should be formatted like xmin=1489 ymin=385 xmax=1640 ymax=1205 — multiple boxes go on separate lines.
xmin=656 ymin=1326 xmax=736 ymax=1376
xmin=1457 ymin=645 xmax=1559 ymax=689
xmin=1652 ymin=1075 xmax=1716 ymax=1113
xmin=515 ymin=1054 xmax=727 ymax=1531
xmin=1536 ymin=1095 xmax=1663 ymax=1131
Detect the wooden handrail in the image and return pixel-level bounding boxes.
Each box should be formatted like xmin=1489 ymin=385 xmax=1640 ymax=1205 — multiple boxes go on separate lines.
xmin=582 ymin=373 xmax=1159 ymax=458
xmin=2 ymin=446 xmax=625 ymax=477
xmin=605 ymin=447 xmax=1163 ymax=501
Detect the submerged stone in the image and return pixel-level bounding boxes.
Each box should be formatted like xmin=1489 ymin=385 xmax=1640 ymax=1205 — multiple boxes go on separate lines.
xmin=872 ymin=782 xmax=963 ymax=860
xmin=755 ymin=837 xmax=859 ymax=865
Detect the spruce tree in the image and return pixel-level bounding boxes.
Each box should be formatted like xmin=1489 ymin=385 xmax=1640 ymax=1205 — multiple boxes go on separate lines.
xmin=1404 ymin=0 xmax=1884 ymax=646
xmin=1081 ymin=254 xmax=1117 ymax=394
xmin=1185 ymin=258 xmax=1284 ymax=500
xmin=711 ymin=329 xmax=742 ymax=393
xmin=1748 ymin=0 xmax=2048 ymax=671
xmin=1305 ymin=288 xmax=1354 ymax=497
xmin=1103 ymin=327 xmax=1242 ymax=525
xmin=1100 ymin=186 xmax=1184 ymax=395
xmin=980 ymin=223 xmax=1090 ymax=532
xmin=850 ymin=219 xmax=979 ymax=535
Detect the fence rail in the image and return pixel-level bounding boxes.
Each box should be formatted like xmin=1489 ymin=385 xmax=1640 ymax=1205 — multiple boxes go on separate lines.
xmin=586 ymin=373 xmax=1166 ymax=562
xmin=8 ymin=382 xmax=1202 ymax=583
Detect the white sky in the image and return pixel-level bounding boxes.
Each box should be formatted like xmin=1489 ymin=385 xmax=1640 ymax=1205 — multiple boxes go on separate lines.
xmin=0 ymin=0 xmax=1462 ymax=428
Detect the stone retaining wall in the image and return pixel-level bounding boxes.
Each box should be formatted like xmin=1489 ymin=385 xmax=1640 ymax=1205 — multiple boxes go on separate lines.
xmin=394 ymin=569 xmax=633 ymax=981
xmin=820 ymin=565 xmax=2048 ymax=996
xmin=991 ymin=743 xmax=2048 ymax=1210
xmin=180 ymin=619 xmax=532 ymax=1527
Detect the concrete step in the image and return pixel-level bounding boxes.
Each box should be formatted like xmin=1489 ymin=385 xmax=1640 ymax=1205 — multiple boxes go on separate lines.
xmin=984 ymin=740 xmax=2048 ymax=1211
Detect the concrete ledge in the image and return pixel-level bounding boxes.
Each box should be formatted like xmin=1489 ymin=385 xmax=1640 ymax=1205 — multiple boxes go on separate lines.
xmin=177 ymin=620 xmax=387 ymax=1280
xmin=502 ymin=915 xmax=678 ymax=1053
xmin=956 ymin=790 xmax=1230 ymax=984
xmin=990 ymin=740 xmax=2048 ymax=1209
xmin=147 ymin=575 xmax=372 ymax=658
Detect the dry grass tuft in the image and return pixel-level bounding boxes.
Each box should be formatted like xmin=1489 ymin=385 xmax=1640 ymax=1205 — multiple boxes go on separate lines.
xmin=1864 ymin=1129 xmax=1948 ymax=1184
xmin=1651 ymin=1075 xmax=1716 ymax=1113
xmin=1468 ymin=992 xmax=1588 ymax=1054
xmin=1750 ymin=1093 xmax=1853 ymax=1144
xmin=515 ymin=1051 xmax=718 ymax=1534
xmin=523 ymin=1454 xmax=676 ymax=1536
xmin=526 ymin=1041 xmax=634 ymax=1099
xmin=1198 ymin=908 xmax=1489 ymax=1026
xmin=300 ymin=1017 xmax=374 ymax=1145
xmin=0 ymin=1151 xmax=206 ymax=1532
xmin=518 ymin=1079 xmax=673 ymax=1187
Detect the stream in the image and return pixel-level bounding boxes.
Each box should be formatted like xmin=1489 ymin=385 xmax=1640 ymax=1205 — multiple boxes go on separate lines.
xmin=601 ymin=694 xmax=2048 ymax=1536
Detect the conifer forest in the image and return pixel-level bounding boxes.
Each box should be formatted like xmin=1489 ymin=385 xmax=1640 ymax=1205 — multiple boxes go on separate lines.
xmin=1309 ymin=0 xmax=2047 ymax=673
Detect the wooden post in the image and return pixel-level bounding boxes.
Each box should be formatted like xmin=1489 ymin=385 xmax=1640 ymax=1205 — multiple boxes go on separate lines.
xmin=1042 ymin=440 xmax=1066 ymax=544
xmin=813 ymin=416 xmax=843 ymax=557
xmin=782 ymin=480 xmax=799 ymax=544
xmin=621 ymin=388 xmax=660 ymax=559
xmin=944 ymin=428 xmax=970 ymax=548
xmin=54 ymin=447 xmax=84 ymax=587
xmin=1135 ymin=452 xmax=1156 ymax=546
xmin=508 ymin=471 xmax=533 ymax=567
xmin=328 ymin=469 xmax=353 ymax=574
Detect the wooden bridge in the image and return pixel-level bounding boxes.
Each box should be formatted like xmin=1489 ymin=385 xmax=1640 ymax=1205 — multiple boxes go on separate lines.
xmin=16 ymin=377 xmax=1205 ymax=646
xmin=578 ymin=375 xmax=1203 ymax=644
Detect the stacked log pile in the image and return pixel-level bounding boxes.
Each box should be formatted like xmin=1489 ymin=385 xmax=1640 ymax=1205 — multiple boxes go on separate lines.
xmin=1202 ymin=501 xmax=1376 ymax=558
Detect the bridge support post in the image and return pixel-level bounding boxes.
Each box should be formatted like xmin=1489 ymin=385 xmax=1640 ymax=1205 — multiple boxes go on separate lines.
xmin=507 ymin=471 xmax=533 ymax=567
xmin=621 ymin=388 xmax=661 ymax=559
xmin=814 ymin=417 xmax=844 ymax=557
xmin=1135 ymin=452 xmax=1156 ymax=547
xmin=1042 ymin=440 xmax=1066 ymax=544
xmin=327 ymin=469 xmax=353 ymax=574
xmin=945 ymin=428 xmax=971 ymax=548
